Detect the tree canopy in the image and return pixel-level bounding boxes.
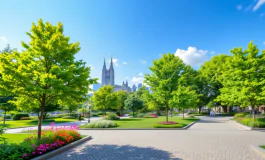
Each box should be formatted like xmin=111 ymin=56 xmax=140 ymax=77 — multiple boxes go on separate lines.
xmin=0 ymin=19 xmax=96 ymax=139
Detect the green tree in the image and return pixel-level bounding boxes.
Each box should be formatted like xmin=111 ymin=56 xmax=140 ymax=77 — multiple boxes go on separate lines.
xmin=0 ymin=19 xmax=96 ymax=140
xmin=30 ymin=103 xmax=62 ymax=119
xmin=91 ymin=85 xmax=117 ymax=115
xmin=198 ymin=54 xmax=230 ymax=113
xmin=114 ymin=90 xmax=128 ymax=115
xmin=217 ymin=41 xmax=265 ymax=119
xmin=124 ymin=94 xmax=143 ymax=117
xmin=144 ymin=53 xmax=187 ymax=122
xmin=171 ymin=85 xmax=198 ymax=119
xmin=135 ymin=86 xmax=149 ymax=113
xmin=0 ymin=96 xmax=16 ymax=125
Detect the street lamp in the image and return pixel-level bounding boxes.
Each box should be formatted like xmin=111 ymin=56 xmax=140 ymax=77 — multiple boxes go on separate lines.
xmin=87 ymin=103 xmax=91 ymax=123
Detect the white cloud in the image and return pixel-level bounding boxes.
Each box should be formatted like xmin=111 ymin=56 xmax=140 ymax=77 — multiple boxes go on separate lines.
xmin=253 ymin=0 xmax=265 ymax=11
xmin=174 ymin=46 xmax=209 ymax=66
xmin=263 ymin=42 xmax=265 ymax=45
xmin=210 ymin=51 xmax=215 ymax=54
xmin=138 ymin=73 xmax=143 ymax=76
xmin=236 ymin=5 xmax=242 ymax=10
xmin=109 ymin=58 xmax=119 ymax=66
xmin=140 ymin=60 xmax=146 ymax=64
xmin=131 ymin=76 xmax=144 ymax=84
xmin=0 ymin=36 xmax=8 ymax=48
xmin=123 ymin=62 xmax=127 ymax=65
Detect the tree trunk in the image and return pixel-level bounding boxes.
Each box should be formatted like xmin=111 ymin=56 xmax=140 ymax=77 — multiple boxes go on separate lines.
xmin=198 ymin=107 xmax=202 ymax=114
xmin=166 ymin=103 xmax=168 ymax=122
xmin=37 ymin=105 xmax=45 ymax=141
xmin=251 ymin=105 xmax=255 ymax=120
xmin=182 ymin=107 xmax=185 ymax=119
xmin=132 ymin=108 xmax=135 ymax=117
xmin=222 ymin=106 xmax=227 ymax=113
xmin=3 ymin=110 xmax=6 ymax=126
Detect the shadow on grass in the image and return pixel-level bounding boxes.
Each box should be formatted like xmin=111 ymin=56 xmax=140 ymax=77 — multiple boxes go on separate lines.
xmin=52 ymin=144 xmax=181 ymax=160
xmin=116 ymin=118 xmax=143 ymax=122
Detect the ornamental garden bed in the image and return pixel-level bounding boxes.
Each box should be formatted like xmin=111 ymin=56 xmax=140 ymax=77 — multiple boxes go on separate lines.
xmin=233 ymin=113 xmax=265 ymax=129
xmin=0 ymin=123 xmax=88 ymax=160
xmin=79 ymin=116 xmax=199 ymax=129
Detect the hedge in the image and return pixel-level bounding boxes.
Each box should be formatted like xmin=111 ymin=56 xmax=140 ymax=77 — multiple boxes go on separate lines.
xmin=12 ymin=114 xmax=29 ymax=120
xmin=153 ymin=124 xmax=184 ymax=128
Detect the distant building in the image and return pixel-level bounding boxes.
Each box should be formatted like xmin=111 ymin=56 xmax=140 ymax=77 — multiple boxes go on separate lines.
xmin=92 ymin=83 xmax=101 ymax=91
xmin=132 ymin=84 xmax=137 ymax=92
xmin=137 ymin=83 xmax=143 ymax=90
xmin=101 ymin=58 xmax=131 ymax=93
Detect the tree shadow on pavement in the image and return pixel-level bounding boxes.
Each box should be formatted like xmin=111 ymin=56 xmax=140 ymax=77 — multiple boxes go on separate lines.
xmin=52 ymin=144 xmax=181 ymax=160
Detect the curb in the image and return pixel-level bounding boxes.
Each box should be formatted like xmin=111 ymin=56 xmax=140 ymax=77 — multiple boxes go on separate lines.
xmin=184 ymin=119 xmax=200 ymax=129
xmin=32 ymin=136 xmax=92 ymax=160
xmin=78 ymin=119 xmax=200 ymax=130
xmin=232 ymin=120 xmax=265 ymax=131
xmin=251 ymin=145 xmax=265 ymax=158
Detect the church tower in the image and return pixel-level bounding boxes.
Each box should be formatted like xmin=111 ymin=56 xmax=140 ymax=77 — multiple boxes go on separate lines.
xmin=101 ymin=57 xmax=115 ymax=86
xmin=109 ymin=57 xmax=115 ymax=86
xmin=101 ymin=58 xmax=107 ymax=86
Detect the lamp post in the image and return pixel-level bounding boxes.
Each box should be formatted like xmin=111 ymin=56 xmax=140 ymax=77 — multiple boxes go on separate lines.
xmin=87 ymin=103 xmax=91 ymax=123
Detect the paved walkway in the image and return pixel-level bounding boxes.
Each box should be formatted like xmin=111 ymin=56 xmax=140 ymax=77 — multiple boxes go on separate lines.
xmin=48 ymin=116 xmax=265 ymax=160
xmin=5 ymin=117 xmax=103 ymax=133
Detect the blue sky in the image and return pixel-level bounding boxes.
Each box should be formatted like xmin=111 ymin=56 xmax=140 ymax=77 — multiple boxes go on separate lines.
xmin=0 ymin=0 xmax=265 ymax=87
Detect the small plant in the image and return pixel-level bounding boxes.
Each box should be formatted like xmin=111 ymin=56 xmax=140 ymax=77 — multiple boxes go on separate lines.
xmin=104 ymin=113 xmax=120 ymax=120
xmin=234 ymin=112 xmax=248 ymax=118
xmin=20 ymin=117 xmax=31 ymax=120
xmin=12 ymin=114 xmax=30 ymax=120
xmin=62 ymin=116 xmax=76 ymax=119
xmin=80 ymin=120 xmax=117 ymax=128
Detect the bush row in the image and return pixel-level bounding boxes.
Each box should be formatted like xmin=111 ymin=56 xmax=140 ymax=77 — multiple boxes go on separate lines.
xmin=79 ymin=120 xmax=117 ymax=128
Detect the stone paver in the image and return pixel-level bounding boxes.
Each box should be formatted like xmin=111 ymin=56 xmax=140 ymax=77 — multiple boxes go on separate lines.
xmin=49 ymin=116 xmax=265 ymax=160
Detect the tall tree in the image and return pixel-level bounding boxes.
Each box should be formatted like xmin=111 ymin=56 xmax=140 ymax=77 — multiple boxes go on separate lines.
xmin=0 ymin=19 xmax=96 ymax=140
xmin=198 ymin=54 xmax=230 ymax=112
xmin=0 ymin=96 xmax=16 ymax=125
xmin=91 ymin=85 xmax=117 ymax=115
xmin=114 ymin=90 xmax=128 ymax=115
xmin=144 ymin=53 xmax=187 ymax=122
xmin=217 ymin=41 xmax=265 ymax=119
xmin=124 ymin=94 xmax=143 ymax=117
xmin=171 ymin=85 xmax=198 ymax=119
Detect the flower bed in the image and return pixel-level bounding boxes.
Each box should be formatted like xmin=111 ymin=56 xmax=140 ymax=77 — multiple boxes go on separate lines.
xmin=79 ymin=120 xmax=117 ymax=128
xmin=234 ymin=117 xmax=265 ymax=128
xmin=157 ymin=121 xmax=177 ymax=125
xmin=154 ymin=124 xmax=183 ymax=128
xmin=0 ymin=122 xmax=82 ymax=160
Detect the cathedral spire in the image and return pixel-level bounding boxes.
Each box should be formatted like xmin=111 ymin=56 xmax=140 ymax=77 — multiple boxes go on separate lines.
xmin=103 ymin=58 xmax=106 ymax=70
xmin=110 ymin=57 xmax=114 ymax=69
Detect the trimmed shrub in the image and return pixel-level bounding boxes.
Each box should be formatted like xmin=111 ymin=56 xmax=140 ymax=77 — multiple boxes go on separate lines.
xmin=62 ymin=116 xmax=76 ymax=119
xmin=234 ymin=112 xmax=248 ymax=118
xmin=154 ymin=124 xmax=183 ymax=128
xmin=79 ymin=120 xmax=117 ymax=128
xmin=92 ymin=113 xmax=99 ymax=117
xmin=245 ymin=114 xmax=252 ymax=118
xmin=188 ymin=115 xmax=195 ymax=118
xmin=157 ymin=121 xmax=177 ymax=125
xmin=136 ymin=113 xmax=145 ymax=118
xmin=31 ymin=119 xmax=55 ymax=123
xmin=104 ymin=113 xmax=120 ymax=120
xmin=143 ymin=115 xmax=156 ymax=118
xmin=98 ymin=112 xmax=103 ymax=116
xmin=20 ymin=117 xmax=31 ymax=120
xmin=12 ymin=114 xmax=29 ymax=120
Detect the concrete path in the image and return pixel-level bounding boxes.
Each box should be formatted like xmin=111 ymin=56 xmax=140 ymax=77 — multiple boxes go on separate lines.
xmin=48 ymin=116 xmax=265 ymax=160
xmin=5 ymin=117 xmax=103 ymax=133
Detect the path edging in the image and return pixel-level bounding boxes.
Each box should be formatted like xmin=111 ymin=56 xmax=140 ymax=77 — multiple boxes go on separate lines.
xmin=250 ymin=145 xmax=265 ymax=158
xmin=78 ymin=119 xmax=200 ymax=130
xmin=32 ymin=136 xmax=92 ymax=160
xmin=232 ymin=120 xmax=265 ymax=130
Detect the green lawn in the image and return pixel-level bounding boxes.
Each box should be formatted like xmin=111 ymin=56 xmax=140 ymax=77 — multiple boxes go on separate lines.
xmin=261 ymin=146 xmax=265 ymax=149
xmin=113 ymin=116 xmax=199 ymax=128
xmin=0 ymin=134 xmax=32 ymax=144
xmin=0 ymin=118 xmax=78 ymax=129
